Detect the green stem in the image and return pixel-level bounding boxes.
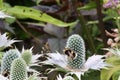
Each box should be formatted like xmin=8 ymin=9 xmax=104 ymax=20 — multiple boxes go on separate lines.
xmin=71 ymin=0 xmax=96 ymax=53
xmin=78 ymin=13 xmax=97 ymax=53
xmin=95 ymin=0 xmax=108 ymax=48
xmin=111 ymin=0 xmax=120 ymax=36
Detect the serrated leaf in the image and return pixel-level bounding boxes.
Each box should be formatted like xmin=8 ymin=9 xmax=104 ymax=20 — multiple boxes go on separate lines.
xmin=5 ymin=6 xmax=76 ymax=27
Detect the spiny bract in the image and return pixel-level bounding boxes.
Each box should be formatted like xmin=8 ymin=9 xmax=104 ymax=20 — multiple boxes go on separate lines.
xmin=1 ymin=49 xmax=20 ymax=74
xmin=65 ymin=34 xmax=85 ymax=69
xmin=10 ymin=58 xmax=27 ymax=80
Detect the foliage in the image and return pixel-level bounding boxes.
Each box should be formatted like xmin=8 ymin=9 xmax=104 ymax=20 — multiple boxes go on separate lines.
xmin=0 ymin=0 xmax=120 ymax=80
xmin=101 ymin=56 xmax=120 ymax=80
xmin=5 ymin=6 xmax=76 ymax=27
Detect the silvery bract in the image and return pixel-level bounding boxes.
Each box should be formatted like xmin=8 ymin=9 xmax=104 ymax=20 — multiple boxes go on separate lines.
xmin=103 ymin=48 xmax=120 ymax=56
xmin=0 ymin=11 xmax=14 ymax=19
xmin=0 ymin=33 xmax=19 ymax=50
xmin=0 ymin=74 xmax=8 ymax=80
xmin=45 ymin=34 xmax=109 ymax=80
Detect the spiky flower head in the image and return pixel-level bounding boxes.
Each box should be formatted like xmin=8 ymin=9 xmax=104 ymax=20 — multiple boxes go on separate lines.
xmin=21 ymin=47 xmax=32 ymax=66
xmin=10 ymin=58 xmax=27 ymax=80
xmin=21 ymin=47 xmax=42 ymax=66
xmin=0 ymin=33 xmax=19 ymax=51
xmin=65 ymin=34 xmax=85 ymax=69
xmin=21 ymin=47 xmax=42 ymax=73
xmin=45 ymin=34 xmax=109 ymax=80
xmin=1 ymin=49 xmax=20 ymax=74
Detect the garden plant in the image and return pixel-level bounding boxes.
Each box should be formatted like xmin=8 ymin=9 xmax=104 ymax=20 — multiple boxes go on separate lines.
xmin=0 ymin=0 xmax=120 ymax=80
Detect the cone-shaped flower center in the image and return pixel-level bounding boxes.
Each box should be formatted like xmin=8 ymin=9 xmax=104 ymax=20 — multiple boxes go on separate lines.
xmin=65 ymin=34 xmax=85 ymax=69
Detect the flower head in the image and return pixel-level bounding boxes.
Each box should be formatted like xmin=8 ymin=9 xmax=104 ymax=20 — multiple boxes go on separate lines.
xmin=21 ymin=47 xmax=42 ymax=73
xmin=103 ymin=0 xmax=120 ymax=8
xmin=65 ymin=34 xmax=85 ymax=69
xmin=45 ymin=34 xmax=109 ymax=79
xmin=21 ymin=47 xmax=42 ymax=66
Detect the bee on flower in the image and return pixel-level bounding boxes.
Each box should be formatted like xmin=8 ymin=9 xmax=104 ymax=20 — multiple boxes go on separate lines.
xmin=44 ymin=34 xmax=109 ymax=80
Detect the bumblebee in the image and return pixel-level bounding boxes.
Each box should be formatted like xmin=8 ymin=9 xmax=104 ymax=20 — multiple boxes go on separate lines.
xmin=63 ymin=48 xmax=77 ymax=60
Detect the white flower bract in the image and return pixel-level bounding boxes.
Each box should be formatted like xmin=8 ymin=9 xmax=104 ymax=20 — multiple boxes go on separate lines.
xmin=0 ymin=33 xmax=19 ymax=49
xmin=45 ymin=52 xmax=109 ymax=80
xmin=45 ymin=52 xmax=68 ymax=68
xmin=0 ymin=11 xmax=14 ymax=19
xmin=57 ymin=75 xmax=63 ymax=80
xmin=103 ymin=48 xmax=120 ymax=56
xmin=0 ymin=74 xmax=8 ymax=80
xmin=85 ymin=55 xmax=109 ymax=70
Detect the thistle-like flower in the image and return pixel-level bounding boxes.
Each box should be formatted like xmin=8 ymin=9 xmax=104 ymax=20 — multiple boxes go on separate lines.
xmin=45 ymin=34 xmax=109 ymax=79
xmin=0 ymin=33 xmax=19 ymax=50
xmin=21 ymin=47 xmax=42 ymax=73
xmin=21 ymin=47 xmax=42 ymax=66
xmin=10 ymin=58 xmax=27 ymax=80
xmin=1 ymin=49 xmax=20 ymax=75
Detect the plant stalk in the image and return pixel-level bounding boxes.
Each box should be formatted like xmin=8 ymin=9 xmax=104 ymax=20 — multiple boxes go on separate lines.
xmin=95 ymin=0 xmax=108 ymax=48
xmin=71 ymin=0 xmax=97 ymax=53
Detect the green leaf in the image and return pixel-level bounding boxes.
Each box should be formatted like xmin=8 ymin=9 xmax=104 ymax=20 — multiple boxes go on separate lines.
xmin=77 ymin=1 xmax=96 ymax=10
xmin=36 ymin=0 xmax=42 ymax=5
xmin=104 ymin=9 xmax=118 ymax=18
xmin=5 ymin=6 xmax=76 ymax=27
xmin=118 ymin=75 xmax=120 ymax=80
xmin=112 ymin=71 xmax=120 ymax=80
xmin=82 ymin=70 xmax=100 ymax=80
xmin=0 ymin=0 xmax=3 ymax=9
xmin=101 ymin=56 xmax=120 ymax=80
